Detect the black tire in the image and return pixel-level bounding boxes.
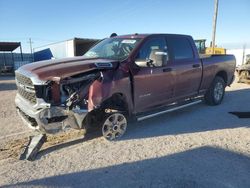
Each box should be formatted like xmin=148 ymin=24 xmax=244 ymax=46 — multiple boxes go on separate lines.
xmin=204 ymin=76 xmax=226 ymax=105
xmin=82 ymin=109 xmax=105 ymax=134
xmin=83 ymin=108 xmax=128 ymax=141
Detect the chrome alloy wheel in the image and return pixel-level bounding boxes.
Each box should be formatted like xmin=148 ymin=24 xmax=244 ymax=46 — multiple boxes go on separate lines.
xmin=102 ymin=113 xmax=127 ymax=141
xmin=214 ymin=82 xmax=224 ymax=102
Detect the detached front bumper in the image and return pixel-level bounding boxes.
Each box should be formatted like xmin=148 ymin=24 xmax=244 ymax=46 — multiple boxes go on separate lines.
xmin=15 ymin=93 xmax=88 ymax=134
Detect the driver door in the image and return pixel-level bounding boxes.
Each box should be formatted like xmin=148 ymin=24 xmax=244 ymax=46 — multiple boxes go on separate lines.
xmin=131 ymin=36 xmax=175 ymax=113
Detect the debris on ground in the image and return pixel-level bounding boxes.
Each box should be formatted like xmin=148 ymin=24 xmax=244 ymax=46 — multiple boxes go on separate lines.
xmin=0 ymin=129 xmax=85 ymax=161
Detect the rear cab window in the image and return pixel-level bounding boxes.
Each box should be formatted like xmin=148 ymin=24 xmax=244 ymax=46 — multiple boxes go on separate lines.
xmin=168 ymin=36 xmax=194 ymax=60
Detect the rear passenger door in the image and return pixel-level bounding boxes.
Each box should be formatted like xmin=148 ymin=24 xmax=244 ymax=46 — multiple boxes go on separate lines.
xmin=167 ymin=36 xmax=202 ymax=99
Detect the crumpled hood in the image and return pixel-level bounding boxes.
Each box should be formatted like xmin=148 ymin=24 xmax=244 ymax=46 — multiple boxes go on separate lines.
xmin=17 ymin=57 xmax=119 ymax=82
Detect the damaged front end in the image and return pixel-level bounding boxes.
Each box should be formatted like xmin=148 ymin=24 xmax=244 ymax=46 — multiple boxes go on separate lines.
xmin=15 ymin=69 xmax=102 ymax=134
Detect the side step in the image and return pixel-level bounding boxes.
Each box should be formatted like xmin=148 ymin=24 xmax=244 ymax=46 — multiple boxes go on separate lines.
xmin=137 ymin=100 xmax=202 ymax=121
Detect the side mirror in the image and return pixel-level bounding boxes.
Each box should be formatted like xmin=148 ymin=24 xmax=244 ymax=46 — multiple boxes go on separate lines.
xmin=135 ymin=49 xmax=168 ymax=68
xmin=149 ymin=49 xmax=168 ymax=67
xmin=134 ymin=59 xmax=149 ymax=67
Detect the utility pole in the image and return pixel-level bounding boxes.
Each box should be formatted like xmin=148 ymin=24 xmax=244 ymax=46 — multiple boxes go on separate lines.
xmin=28 ymin=38 xmax=33 ymax=54
xmin=212 ymin=0 xmax=219 ymax=54
xmin=19 ymin=42 xmax=24 ymax=61
xmin=242 ymin=44 xmax=246 ymax=65
xmin=28 ymin=38 xmax=34 ymax=61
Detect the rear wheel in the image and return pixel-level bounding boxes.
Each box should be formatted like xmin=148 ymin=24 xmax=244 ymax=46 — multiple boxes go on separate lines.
xmin=205 ymin=76 xmax=226 ymax=105
xmin=102 ymin=113 xmax=127 ymax=141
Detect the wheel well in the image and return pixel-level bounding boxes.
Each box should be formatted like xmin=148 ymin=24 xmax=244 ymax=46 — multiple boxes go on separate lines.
xmin=101 ymin=93 xmax=129 ymax=114
xmin=82 ymin=93 xmax=129 ymax=130
xmin=216 ymin=71 xmax=228 ymax=83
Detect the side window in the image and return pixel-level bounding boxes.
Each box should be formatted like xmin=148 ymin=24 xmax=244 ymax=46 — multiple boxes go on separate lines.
xmin=169 ymin=37 xmax=194 ymax=60
xmin=137 ymin=38 xmax=167 ymax=60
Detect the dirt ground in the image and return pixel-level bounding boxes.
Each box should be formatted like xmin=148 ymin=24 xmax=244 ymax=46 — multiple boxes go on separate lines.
xmin=0 ymin=76 xmax=249 ymax=188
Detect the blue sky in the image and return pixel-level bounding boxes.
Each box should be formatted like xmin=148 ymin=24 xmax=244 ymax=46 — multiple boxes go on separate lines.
xmin=0 ymin=0 xmax=249 ymax=52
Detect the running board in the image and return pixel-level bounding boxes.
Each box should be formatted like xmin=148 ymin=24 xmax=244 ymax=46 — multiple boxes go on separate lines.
xmin=137 ymin=100 xmax=202 ymax=121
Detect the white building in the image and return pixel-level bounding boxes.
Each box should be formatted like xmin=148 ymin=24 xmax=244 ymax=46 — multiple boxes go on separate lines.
xmin=33 ymin=38 xmax=99 ymax=62
xmin=227 ymin=48 xmax=250 ymax=66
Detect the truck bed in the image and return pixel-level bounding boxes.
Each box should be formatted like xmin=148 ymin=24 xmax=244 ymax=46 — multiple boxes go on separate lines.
xmin=199 ymin=54 xmax=236 ymax=92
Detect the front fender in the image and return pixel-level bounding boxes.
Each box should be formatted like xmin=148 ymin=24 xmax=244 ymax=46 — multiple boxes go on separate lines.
xmin=88 ymin=71 xmax=133 ymax=114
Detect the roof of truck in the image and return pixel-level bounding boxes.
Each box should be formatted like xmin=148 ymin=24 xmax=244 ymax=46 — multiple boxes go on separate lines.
xmin=114 ymin=33 xmax=192 ymax=39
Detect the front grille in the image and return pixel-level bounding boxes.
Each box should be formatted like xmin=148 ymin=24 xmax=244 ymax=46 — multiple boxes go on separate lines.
xmin=17 ymin=86 xmax=37 ymax=104
xmin=15 ymin=72 xmax=33 ymax=86
xmin=15 ymin=72 xmax=37 ymax=104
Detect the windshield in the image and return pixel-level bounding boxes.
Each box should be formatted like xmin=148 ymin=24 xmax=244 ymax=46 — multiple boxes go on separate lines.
xmin=83 ymin=38 xmax=141 ymax=60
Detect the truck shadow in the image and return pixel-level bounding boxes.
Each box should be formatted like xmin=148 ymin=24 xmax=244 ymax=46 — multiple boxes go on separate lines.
xmin=35 ymin=88 xmax=250 ymax=159
xmin=6 ymin=146 xmax=250 ymax=188
xmin=122 ymin=88 xmax=250 ymax=141
xmin=36 ymin=131 xmax=101 ymax=160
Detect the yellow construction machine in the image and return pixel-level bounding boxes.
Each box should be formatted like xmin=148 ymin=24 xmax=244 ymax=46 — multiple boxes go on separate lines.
xmin=195 ymin=39 xmax=226 ymax=55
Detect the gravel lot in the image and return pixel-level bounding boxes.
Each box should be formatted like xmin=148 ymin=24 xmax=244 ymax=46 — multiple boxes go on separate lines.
xmin=0 ymin=76 xmax=249 ymax=188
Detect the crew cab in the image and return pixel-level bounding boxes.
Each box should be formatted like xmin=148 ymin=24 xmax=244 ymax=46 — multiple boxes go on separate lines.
xmin=15 ymin=34 xmax=236 ymax=140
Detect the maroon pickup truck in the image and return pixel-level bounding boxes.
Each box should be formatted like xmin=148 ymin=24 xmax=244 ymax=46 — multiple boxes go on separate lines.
xmin=15 ymin=34 xmax=236 ymax=140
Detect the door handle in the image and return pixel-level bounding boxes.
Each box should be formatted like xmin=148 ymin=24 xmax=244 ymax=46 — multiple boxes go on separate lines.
xmin=163 ymin=68 xmax=172 ymax=72
xmin=192 ymin=64 xmax=200 ymax=68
